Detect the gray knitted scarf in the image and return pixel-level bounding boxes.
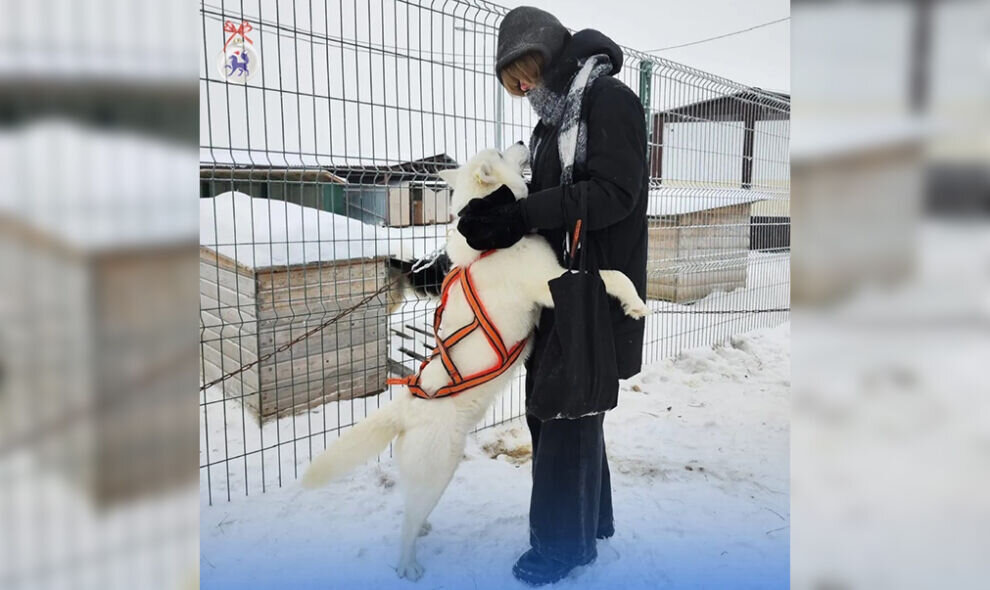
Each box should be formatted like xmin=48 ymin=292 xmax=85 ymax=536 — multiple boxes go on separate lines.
xmin=527 ymin=54 xmax=613 ymax=185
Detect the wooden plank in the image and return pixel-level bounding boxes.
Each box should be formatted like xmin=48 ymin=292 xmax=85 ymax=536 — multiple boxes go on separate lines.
xmin=257 ymin=258 xmax=385 ymax=291
xmin=260 ymin=341 xmax=388 ymax=387
xmin=258 ymin=371 xmax=388 ymax=419
xmin=253 ymin=256 xmax=387 ymax=285
xmin=670 ymin=270 xmax=747 ymax=287
xmin=200 ymin=303 xmax=258 ymax=331
xmin=201 ymin=340 xmax=260 ymax=377
xmin=677 ymin=225 xmax=749 ymax=239
xmin=256 ymin=263 xmax=346 ymax=293
xmin=255 ymin=319 xmax=386 ymax=353
xmin=678 ymin=204 xmax=750 ymax=226
xmin=652 ymin=249 xmax=749 ymax=264
xmin=199 ymin=276 xmax=256 ymax=309
xmin=646 ymin=282 xmax=678 ymax=302
xmin=648 ymin=226 xmax=679 ymax=264
xmin=201 ymin=323 xmax=259 ymax=354
xmin=649 ymin=261 xmax=747 ymax=277
xmin=200 ymin=260 xmax=256 ymax=295
xmin=258 ymin=337 xmax=387 ymax=386
xmin=256 ymin=302 xmax=386 ymax=330
xmin=673 ymin=239 xmax=750 ymax=251
xmin=256 ymin=296 xmax=388 ymax=323
xmin=200 ymin=356 xmax=258 ymax=396
xmin=646 ymin=234 xmax=679 ymax=251
xmin=260 ymin=381 xmax=386 ymax=422
xmin=255 ymin=275 xmax=389 ymax=310
xmin=260 ymin=355 xmax=387 ymax=396
xmin=200 ymin=246 xmax=256 ymax=278
xmin=675 ymin=253 xmax=749 ymax=267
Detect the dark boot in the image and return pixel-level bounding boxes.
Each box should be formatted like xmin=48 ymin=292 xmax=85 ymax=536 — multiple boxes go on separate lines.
xmin=512 ymin=548 xmax=595 ymax=586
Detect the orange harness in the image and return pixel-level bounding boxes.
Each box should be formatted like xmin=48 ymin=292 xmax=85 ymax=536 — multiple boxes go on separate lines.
xmin=387 ymin=250 xmax=528 ymax=399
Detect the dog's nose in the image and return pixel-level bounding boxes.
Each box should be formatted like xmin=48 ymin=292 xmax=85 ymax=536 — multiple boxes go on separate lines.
xmin=515 ymin=140 xmax=525 ymax=146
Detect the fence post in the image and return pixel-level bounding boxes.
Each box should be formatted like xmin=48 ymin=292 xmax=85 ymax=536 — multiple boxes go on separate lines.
xmin=639 ymin=60 xmax=659 ymax=183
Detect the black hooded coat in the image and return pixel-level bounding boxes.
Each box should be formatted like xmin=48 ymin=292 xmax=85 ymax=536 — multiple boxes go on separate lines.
xmin=519 ymin=29 xmax=649 ymax=417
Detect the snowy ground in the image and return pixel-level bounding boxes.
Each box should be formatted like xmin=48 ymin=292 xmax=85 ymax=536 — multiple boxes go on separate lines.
xmin=200 ymin=323 xmax=790 ymax=589
xmin=791 ymin=220 xmax=990 ymax=589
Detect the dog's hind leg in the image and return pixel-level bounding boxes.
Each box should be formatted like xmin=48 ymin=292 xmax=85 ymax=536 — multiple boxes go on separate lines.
xmin=394 ymin=426 xmax=465 ymax=581
xmin=600 ymin=270 xmax=650 ymax=319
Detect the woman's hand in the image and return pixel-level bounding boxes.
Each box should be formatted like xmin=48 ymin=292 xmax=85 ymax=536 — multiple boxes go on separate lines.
xmin=456 ymin=184 xmax=517 ymax=216
xmin=456 ymin=185 xmax=530 ymax=250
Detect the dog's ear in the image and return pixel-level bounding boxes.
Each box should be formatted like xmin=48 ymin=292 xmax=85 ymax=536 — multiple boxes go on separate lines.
xmin=437 ymin=168 xmax=459 ymax=186
xmin=473 ymin=161 xmax=498 ymax=185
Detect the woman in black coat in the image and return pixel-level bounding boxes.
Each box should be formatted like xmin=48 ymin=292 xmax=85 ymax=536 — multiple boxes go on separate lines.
xmin=455 ymin=6 xmax=649 ymax=586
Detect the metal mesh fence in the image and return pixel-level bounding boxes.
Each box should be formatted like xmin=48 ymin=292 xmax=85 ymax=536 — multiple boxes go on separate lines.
xmin=199 ymin=0 xmax=790 ymax=503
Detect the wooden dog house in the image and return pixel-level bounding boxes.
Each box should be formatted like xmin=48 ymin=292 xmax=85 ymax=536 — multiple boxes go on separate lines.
xmin=200 ymin=191 xmax=390 ymax=421
xmin=647 ymin=189 xmax=766 ymax=303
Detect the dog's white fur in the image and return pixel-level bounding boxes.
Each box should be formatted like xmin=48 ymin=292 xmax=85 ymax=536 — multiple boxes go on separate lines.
xmin=301 ymin=143 xmax=648 ymax=580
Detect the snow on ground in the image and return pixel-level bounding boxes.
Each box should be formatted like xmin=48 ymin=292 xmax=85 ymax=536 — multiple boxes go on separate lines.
xmin=201 ymin=323 xmax=789 ymax=589
xmin=0 ymin=449 xmax=198 ymax=590
xmin=791 ymin=220 xmax=990 ymax=589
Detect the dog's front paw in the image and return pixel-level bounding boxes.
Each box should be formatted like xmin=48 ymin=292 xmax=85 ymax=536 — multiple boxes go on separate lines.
xmin=418 ymin=521 xmax=432 ymax=537
xmin=623 ymin=298 xmax=650 ymax=319
xmin=397 ymin=559 xmax=424 ymax=581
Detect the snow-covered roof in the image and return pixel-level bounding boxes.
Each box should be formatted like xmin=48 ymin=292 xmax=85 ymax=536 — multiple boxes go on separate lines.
xmin=201 ymin=191 xmax=453 ymax=270
xmin=647 ymin=187 xmax=770 ymax=217
xmin=200 ymin=191 xmax=387 ymax=269
xmin=0 ymin=119 xmax=197 ymax=252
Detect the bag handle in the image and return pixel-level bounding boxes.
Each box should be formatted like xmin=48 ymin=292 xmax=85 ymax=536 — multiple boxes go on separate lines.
xmin=567 ymin=219 xmax=583 ymax=271
xmin=566 ymin=188 xmax=589 ymax=272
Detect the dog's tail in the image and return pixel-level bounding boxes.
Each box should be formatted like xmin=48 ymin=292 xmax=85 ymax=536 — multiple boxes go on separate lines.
xmin=301 ymin=400 xmax=402 ymax=489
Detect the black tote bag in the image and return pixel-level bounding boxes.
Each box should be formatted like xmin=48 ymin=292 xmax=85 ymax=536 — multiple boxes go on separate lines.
xmin=527 ymin=191 xmax=619 ymax=420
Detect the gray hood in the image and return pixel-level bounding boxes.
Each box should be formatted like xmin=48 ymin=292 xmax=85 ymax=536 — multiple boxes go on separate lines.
xmin=495 ymin=6 xmax=571 ymax=80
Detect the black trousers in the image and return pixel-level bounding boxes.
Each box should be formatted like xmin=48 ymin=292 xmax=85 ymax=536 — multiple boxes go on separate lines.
xmin=525 ymin=411 xmax=614 ymax=564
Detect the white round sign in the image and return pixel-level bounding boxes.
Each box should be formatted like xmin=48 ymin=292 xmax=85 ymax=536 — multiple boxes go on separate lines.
xmin=217 ymin=21 xmax=260 ymax=84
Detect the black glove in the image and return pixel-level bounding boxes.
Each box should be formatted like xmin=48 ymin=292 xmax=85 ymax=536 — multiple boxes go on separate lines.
xmin=456 ymin=184 xmax=517 ymax=217
xmin=456 ymin=185 xmax=529 ymax=251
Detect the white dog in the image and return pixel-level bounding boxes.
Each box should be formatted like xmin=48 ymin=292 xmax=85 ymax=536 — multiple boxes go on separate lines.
xmin=302 ymin=143 xmax=647 ymax=580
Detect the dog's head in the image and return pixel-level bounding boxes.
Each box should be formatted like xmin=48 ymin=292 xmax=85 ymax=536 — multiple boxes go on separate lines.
xmin=436 ymin=142 xmax=529 ymax=214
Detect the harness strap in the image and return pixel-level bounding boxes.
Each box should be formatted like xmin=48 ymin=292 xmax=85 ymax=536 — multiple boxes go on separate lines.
xmin=386 ymin=250 xmax=526 ymax=400
xmin=459 ymin=267 xmax=508 ymax=361
xmin=432 ymin=266 xmax=465 ymax=383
